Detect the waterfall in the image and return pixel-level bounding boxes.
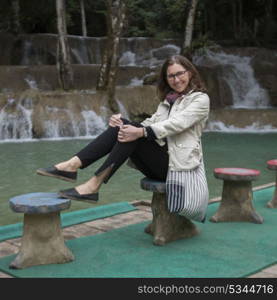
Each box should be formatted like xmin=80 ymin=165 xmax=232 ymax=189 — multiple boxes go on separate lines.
xmin=118 ymin=43 xmax=181 ymax=86
xmin=20 ymin=40 xmax=33 ymax=65
xmin=205 ymin=121 xmax=277 ymax=133
xmin=24 ymin=76 xmax=38 ymax=89
xmin=129 ymin=77 xmax=144 ymax=86
xmin=119 ymin=43 xmax=180 ymax=67
xmin=0 ymin=95 xmax=109 ymax=141
xmin=116 ymin=99 xmax=130 ymax=119
xmin=43 ymin=119 xmax=61 ymax=138
xmin=42 ymin=107 xmax=107 ymax=139
xmin=194 ymin=50 xmax=270 ymax=108
xmin=80 ymin=110 xmax=107 ymax=136
xmin=1 ymin=34 xmax=275 ymax=136
xmin=71 ymin=36 xmax=90 ymax=64
xmin=119 ymin=51 xmax=136 ymax=66
xmin=0 ymin=98 xmax=33 ymax=140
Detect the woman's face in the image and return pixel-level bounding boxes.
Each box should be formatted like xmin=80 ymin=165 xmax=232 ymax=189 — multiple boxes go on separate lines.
xmin=166 ymin=63 xmax=191 ymax=93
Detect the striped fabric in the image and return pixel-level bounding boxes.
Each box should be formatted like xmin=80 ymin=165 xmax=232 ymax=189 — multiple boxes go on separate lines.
xmin=166 ymin=161 xmax=209 ymax=222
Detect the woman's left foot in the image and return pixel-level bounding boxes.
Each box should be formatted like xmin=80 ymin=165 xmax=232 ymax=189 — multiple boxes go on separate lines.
xmin=59 ymin=188 xmax=99 ymax=203
xmin=36 ymin=166 xmax=77 ymax=182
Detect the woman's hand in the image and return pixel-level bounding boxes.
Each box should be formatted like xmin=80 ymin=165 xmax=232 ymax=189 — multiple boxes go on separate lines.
xmin=109 ymin=113 xmax=123 ymax=128
xmin=118 ymin=125 xmax=144 ymax=142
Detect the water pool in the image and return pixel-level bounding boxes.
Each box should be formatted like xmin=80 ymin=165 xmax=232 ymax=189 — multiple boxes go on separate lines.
xmin=0 ymin=132 xmax=276 ymax=226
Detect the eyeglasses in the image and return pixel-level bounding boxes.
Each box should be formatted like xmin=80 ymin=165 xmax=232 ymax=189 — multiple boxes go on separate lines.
xmin=167 ymin=70 xmax=188 ymax=81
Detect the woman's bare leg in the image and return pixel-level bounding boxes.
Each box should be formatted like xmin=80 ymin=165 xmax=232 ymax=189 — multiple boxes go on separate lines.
xmin=74 ymin=166 xmax=113 ymax=195
xmin=55 ymin=156 xmax=82 ymax=172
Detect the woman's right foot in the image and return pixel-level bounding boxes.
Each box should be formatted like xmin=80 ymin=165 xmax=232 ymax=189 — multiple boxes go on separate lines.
xmin=36 ymin=166 xmax=77 ymax=182
xmin=59 ymin=187 xmax=98 ymax=202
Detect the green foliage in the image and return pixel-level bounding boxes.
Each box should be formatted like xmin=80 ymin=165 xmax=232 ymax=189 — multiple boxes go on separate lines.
xmin=191 ymin=33 xmax=218 ymax=50
xmin=66 ymin=0 xmax=107 ymax=36
xmin=163 ymin=0 xmax=187 ymax=33
xmin=0 ymin=0 xmax=57 ymax=33
xmin=125 ymin=0 xmax=187 ymax=38
xmin=19 ymin=1 xmax=57 ymax=33
xmin=0 ymin=0 xmax=276 ymax=47
xmin=190 ymin=33 xmax=220 ymax=56
xmin=0 ymin=0 xmax=13 ymax=32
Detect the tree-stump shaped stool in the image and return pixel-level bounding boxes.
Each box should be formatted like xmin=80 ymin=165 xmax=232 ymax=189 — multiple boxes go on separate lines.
xmin=210 ymin=168 xmax=263 ymax=224
xmin=9 ymin=192 xmax=75 ymax=269
xmin=266 ymin=159 xmax=277 ymax=208
xmin=140 ymin=177 xmax=199 ymax=246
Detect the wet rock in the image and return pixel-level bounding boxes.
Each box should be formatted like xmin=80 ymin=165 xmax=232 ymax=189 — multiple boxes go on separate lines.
xmin=250 ymin=48 xmax=277 ymax=107
xmin=199 ymin=65 xmax=233 ymax=108
xmin=143 ymin=72 xmax=159 ymax=85
xmin=151 ymin=44 xmax=180 ymax=60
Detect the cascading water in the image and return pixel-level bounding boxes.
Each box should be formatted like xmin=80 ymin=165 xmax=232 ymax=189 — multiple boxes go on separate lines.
xmin=119 ymin=44 xmax=181 ymax=67
xmin=24 ymin=76 xmax=38 ymax=89
xmin=0 ymin=97 xmax=107 ymax=142
xmin=71 ymin=36 xmax=90 ymax=64
xmin=194 ymin=50 xmax=270 ymax=109
xmin=205 ymin=121 xmax=277 ymax=133
xmin=81 ymin=110 xmax=107 ymax=136
xmin=119 ymin=51 xmax=136 ymax=66
xmin=1 ymin=35 xmax=276 ymax=138
xmin=116 ymin=99 xmax=130 ymax=119
xmin=0 ymin=98 xmax=33 ymax=140
xmin=20 ymin=40 xmax=33 ymax=65
xmin=41 ymin=106 xmax=107 ymax=139
xmin=193 ymin=49 xmax=277 ymax=132
xmin=118 ymin=43 xmax=180 ymax=87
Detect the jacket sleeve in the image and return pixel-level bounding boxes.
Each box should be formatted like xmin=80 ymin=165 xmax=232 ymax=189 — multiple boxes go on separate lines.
xmin=140 ymin=102 xmax=165 ymax=127
xmin=149 ymin=93 xmax=209 ymax=139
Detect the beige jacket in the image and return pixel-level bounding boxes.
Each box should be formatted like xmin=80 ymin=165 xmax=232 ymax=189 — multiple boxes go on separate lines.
xmin=141 ymin=91 xmax=210 ymax=171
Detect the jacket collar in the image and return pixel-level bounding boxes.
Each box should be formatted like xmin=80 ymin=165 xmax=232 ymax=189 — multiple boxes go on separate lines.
xmin=163 ymin=89 xmax=195 ymax=106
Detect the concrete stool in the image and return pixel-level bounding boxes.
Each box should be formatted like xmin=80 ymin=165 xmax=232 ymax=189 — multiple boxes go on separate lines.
xmin=140 ymin=177 xmax=199 ymax=246
xmin=266 ymin=159 xmax=277 ymax=208
xmin=9 ymin=192 xmax=74 ymax=269
xmin=210 ymin=168 xmax=263 ymax=224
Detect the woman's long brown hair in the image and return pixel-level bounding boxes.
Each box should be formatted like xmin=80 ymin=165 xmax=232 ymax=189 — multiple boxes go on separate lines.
xmin=157 ymin=55 xmax=207 ymax=101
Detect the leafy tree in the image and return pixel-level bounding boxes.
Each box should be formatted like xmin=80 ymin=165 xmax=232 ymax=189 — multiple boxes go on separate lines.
xmin=19 ymin=0 xmax=57 ymax=33
xmin=0 ymin=0 xmax=276 ymax=47
xmin=125 ymin=0 xmax=187 ymax=38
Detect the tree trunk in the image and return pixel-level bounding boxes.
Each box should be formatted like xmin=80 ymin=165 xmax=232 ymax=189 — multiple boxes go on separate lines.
xmin=182 ymin=0 xmax=198 ymax=57
xmin=11 ymin=0 xmax=21 ymax=35
xmin=56 ymin=0 xmax=74 ymax=91
xmin=96 ymin=0 xmax=127 ymax=113
xmin=80 ymin=0 xmax=87 ymax=37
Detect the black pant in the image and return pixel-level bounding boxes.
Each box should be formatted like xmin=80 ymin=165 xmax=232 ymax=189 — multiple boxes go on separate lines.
xmin=75 ymin=119 xmax=169 ymax=183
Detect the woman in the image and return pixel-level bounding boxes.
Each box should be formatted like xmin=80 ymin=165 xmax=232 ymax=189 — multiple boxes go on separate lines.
xmin=37 ymin=55 xmax=210 ymax=222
